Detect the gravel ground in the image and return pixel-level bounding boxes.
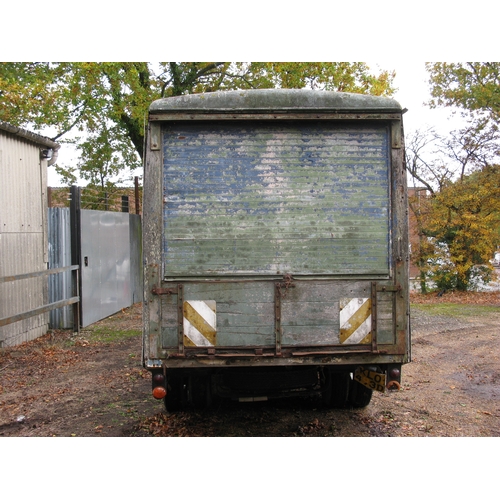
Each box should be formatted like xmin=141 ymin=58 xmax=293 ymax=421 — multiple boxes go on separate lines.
xmin=1 ymin=293 xmax=499 ymax=438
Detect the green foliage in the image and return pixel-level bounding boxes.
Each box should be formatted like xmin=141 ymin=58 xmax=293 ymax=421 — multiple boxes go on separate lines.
xmin=0 ymin=62 xmax=395 ymax=187
xmin=426 ymin=62 xmax=500 ymax=124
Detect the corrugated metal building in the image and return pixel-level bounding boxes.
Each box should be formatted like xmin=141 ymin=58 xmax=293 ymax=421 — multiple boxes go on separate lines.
xmin=0 ymin=121 xmax=60 ymax=347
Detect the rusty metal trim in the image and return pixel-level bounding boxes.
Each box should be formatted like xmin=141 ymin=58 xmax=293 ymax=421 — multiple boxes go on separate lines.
xmin=152 ymin=286 xmax=178 ymax=295
xmin=177 ymin=284 xmax=184 ymax=355
xmin=274 ymin=282 xmax=282 ymax=356
xmin=291 ymin=349 xmax=377 ymax=356
xmin=371 ymin=282 xmax=378 ymax=351
xmin=149 ymin=113 xmax=403 ymax=122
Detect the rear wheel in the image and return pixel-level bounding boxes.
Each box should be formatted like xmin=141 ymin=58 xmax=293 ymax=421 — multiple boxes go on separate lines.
xmin=322 ymin=369 xmax=350 ymax=408
xmin=348 ymin=378 xmax=373 ymax=408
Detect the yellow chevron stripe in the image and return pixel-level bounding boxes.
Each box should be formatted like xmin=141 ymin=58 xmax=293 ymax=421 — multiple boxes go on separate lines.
xmin=183 ymin=301 xmax=217 ymax=346
xmin=340 ymin=298 xmax=372 ymax=344
xmin=183 ymin=335 xmax=197 ymax=347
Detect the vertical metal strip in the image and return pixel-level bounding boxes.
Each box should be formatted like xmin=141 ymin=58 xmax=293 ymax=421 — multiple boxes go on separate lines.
xmin=274 ymin=283 xmax=282 ymax=356
xmin=177 ymin=283 xmax=184 ymax=355
xmin=70 ymin=186 xmax=82 ymax=328
xmin=371 ymin=282 xmax=378 ymax=351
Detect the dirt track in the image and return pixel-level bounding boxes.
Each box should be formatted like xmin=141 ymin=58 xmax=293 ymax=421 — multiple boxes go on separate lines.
xmin=0 ymin=295 xmax=499 ymax=437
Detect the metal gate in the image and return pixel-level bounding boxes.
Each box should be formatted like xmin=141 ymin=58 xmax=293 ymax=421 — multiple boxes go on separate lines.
xmin=80 ymin=209 xmax=140 ymax=327
xmin=48 ymin=188 xmax=142 ymax=329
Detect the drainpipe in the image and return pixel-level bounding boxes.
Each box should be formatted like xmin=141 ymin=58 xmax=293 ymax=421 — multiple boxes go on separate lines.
xmin=42 ymin=144 xmax=61 ymax=166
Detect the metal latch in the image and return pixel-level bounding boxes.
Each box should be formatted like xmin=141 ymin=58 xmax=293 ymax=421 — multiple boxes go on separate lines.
xmin=276 ymin=273 xmax=295 ymax=298
xmin=376 ymin=283 xmax=403 ymax=298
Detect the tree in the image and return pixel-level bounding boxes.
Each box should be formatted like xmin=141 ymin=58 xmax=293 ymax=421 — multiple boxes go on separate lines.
xmin=406 ymin=125 xmax=500 ymax=292
xmin=0 ymin=62 xmax=395 ymax=187
xmin=426 ymin=62 xmax=500 ymax=125
xmin=425 ymin=166 xmax=500 ymax=291
xmin=406 ymin=64 xmax=500 ymax=291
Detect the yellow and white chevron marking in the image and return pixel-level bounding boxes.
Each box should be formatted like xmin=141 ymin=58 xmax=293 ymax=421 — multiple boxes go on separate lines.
xmin=183 ymin=300 xmax=217 ymax=347
xmin=339 ymin=298 xmax=372 ymax=345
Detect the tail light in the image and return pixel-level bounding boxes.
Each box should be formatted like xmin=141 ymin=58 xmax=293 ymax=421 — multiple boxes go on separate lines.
xmin=387 ymin=364 xmax=401 ymax=391
xmin=152 ymin=386 xmax=167 ymax=399
xmin=152 ymin=373 xmax=166 ymax=399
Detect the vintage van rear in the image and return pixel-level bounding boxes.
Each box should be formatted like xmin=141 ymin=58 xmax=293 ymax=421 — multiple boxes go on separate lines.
xmin=142 ymin=89 xmax=410 ymax=411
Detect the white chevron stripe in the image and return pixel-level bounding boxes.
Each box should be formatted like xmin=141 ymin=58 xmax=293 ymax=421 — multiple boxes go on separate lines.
xmin=341 ymin=316 xmax=371 ymax=344
xmin=339 ymin=297 xmax=371 ymax=344
xmin=339 ymin=298 xmax=368 ymax=325
xmin=183 ymin=300 xmax=216 ymax=347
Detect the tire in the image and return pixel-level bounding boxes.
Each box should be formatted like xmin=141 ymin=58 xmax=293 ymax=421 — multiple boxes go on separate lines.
xmin=322 ymin=369 xmax=350 ymax=408
xmin=348 ymin=378 xmax=373 ymax=408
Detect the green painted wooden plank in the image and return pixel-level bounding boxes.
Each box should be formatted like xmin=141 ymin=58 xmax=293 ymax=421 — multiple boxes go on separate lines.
xmin=162 ymin=121 xmax=390 ymax=277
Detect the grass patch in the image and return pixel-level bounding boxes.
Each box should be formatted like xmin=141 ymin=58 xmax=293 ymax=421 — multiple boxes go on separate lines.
xmin=411 ymin=303 xmax=499 ymax=318
xmin=87 ymin=327 xmax=141 ymax=344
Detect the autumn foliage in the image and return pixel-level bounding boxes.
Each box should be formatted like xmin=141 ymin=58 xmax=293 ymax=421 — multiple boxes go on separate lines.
xmin=410 ymin=166 xmax=500 ymax=291
xmin=408 ymin=63 xmax=500 ymax=292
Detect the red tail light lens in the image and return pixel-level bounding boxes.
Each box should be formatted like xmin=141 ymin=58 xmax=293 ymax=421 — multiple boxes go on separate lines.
xmin=152 ymin=386 xmax=167 ymax=399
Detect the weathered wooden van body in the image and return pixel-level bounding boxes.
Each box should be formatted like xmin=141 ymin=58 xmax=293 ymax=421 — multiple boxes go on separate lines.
xmin=143 ymin=89 xmax=410 ymax=410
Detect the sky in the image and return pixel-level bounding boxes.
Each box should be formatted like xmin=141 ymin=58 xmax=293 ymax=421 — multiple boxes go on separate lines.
xmin=389 ymin=62 xmax=470 ymax=138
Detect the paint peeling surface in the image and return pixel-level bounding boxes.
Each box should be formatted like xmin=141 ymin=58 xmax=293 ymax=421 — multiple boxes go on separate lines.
xmin=162 ymin=121 xmax=390 ymax=277
xmin=183 ymin=300 xmax=216 ymax=347
xmin=339 ymin=297 xmax=372 ymax=344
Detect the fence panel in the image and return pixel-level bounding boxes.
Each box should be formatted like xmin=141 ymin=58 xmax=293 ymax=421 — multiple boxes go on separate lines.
xmin=48 ymin=207 xmax=73 ymax=329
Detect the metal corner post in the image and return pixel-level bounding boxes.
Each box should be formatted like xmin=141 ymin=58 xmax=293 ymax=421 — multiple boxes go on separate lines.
xmin=70 ymin=185 xmax=82 ymax=331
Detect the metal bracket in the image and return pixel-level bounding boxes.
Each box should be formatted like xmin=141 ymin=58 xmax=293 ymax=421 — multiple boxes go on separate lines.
xmin=276 ymin=273 xmax=295 ymax=298
xmin=274 ymin=283 xmax=282 ymax=356
xmin=152 ymin=286 xmax=178 ymax=295
xmin=376 ymin=283 xmax=403 ymax=298
xmin=274 ymin=274 xmax=297 ymax=356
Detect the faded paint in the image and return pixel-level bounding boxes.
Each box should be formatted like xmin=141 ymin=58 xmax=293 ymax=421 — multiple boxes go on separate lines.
xmin=149 ymin=89 xmax=402 ymax=115
xmin=339 ymin=297 xmax=372 ymax=344
xmin=162 ymin=122 xmax=390 ymax=277
xmin=143 ymin=89 xmax=409 ymax=372
xmin=183 ymin=300 xmax=217 ymax=347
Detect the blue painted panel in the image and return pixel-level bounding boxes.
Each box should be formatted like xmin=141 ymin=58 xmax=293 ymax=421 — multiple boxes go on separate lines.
xmin=162 ymin=121 xmax=390 ymax=277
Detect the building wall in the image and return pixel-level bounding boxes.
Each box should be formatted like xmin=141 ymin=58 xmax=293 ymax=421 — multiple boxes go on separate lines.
xmin=0 ymin=131 xmax=49 ymax=347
